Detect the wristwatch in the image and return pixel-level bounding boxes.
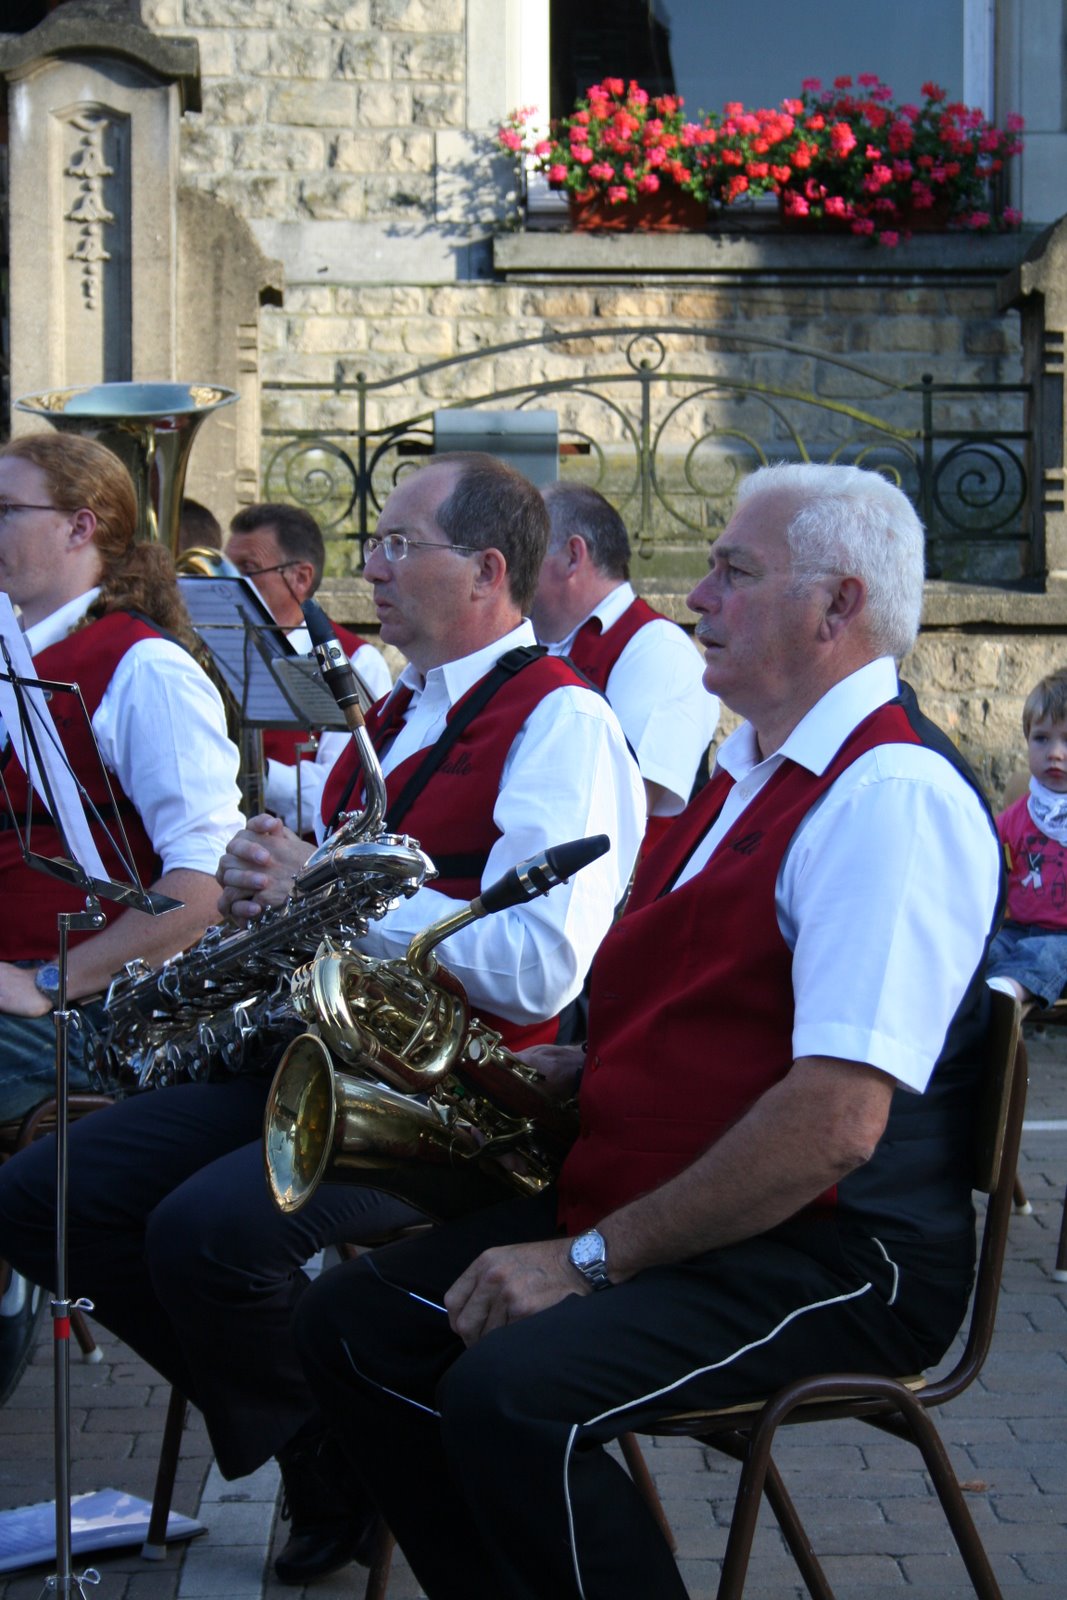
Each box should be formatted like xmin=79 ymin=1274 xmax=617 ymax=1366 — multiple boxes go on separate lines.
xmin=568 ymin=1227 xmax=612 ymax=1292
xmin=34 ymin=962 xmax=61 ymax=1009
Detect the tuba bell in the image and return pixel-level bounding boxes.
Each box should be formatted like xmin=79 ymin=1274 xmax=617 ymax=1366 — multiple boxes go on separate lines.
xmin=263 ymin=836 xmax=610 ymax=1214
xmin=15 ymin=381 xmax=238 ymax=556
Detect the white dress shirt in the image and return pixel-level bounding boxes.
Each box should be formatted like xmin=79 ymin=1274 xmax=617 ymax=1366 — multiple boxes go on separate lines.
xmin=335 ymin=621 xmax=645 ymax=1027
xmin=674 ymin=658 xmax=1001 ymax=1093
xmin=549 ymin=582 xmax=719 ymax=815
xmin=18 ymin=591 xmax=243 ymax=877
xmin=264 ymin=623 xmax=393 ymax=834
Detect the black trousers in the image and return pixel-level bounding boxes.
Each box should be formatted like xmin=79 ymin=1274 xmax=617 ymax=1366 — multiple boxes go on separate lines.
xmin=294 ymin=1190 xmax=975 ymax=1600
xmin=0 ymin=1078 xmax=424 ymax=1476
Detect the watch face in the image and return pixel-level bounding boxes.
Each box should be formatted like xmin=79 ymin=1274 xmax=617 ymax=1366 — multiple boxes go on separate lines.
xmin=571 ymin=1230 xmax=606 ymax=1270
xmin=35 ymin=964 xmax=61 ymax=995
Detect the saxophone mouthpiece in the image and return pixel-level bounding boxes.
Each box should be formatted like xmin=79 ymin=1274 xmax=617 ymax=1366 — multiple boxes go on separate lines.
xmin=477 ymin=835 xmax=610 ymax=916
xmin=302 ymin=598 xmax=365 ymax=730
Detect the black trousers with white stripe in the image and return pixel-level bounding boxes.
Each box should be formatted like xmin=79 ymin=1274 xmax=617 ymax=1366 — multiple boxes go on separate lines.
xmin=295 ymin=1187 xmax=974 ymax=1600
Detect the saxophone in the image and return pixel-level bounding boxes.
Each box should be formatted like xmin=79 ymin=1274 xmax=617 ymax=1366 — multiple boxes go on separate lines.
xmin=262 ymin=835 xmax=608 ymax=1214
xmin=94 ymin=603 xmax=433 ymax=1091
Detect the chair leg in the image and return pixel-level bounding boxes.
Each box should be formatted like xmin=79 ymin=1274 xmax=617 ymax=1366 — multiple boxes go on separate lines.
xmin=363 ymin=1517 xmax=395 ymax=1600
xmin=619 ymin=1432 xmax=677 ymax=1554
xmin=1013 ymin=1174 xmax=1033 ymax=1215
xmin=877 ymin=1388 xmax=1003 ymax=1600
xmin=760 ymin=1458 xmax=837 ymax=1600
xmin=142 ymin=1389 xmax=188 ymax=1560
xmin=1055 ymin=1182 xmax=1067 ymax=1282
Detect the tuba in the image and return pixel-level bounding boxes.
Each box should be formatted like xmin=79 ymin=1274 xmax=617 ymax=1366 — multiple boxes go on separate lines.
xmin=15 ymin=381 xmax=238 ymax=554
xmin=263 ymin=836 xmax=607 ymax=1214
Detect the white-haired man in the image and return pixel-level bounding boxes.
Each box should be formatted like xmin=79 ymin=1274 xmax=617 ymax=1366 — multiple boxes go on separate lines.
xmin=532 ymin=483 xmax=717 ymax=846
xmin=293 ymin=462 xmax=1004 ymax=1600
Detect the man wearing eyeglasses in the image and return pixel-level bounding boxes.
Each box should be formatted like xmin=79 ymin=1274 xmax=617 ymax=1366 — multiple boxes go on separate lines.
xmin=0 ymin=452 xmax=645 ymax=1584
xmin=223 ymin=503 xmax=392 ymax=834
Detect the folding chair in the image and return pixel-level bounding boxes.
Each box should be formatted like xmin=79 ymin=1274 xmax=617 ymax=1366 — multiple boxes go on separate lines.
xmin=637 ymin=988 xmax=1026 ymax=1599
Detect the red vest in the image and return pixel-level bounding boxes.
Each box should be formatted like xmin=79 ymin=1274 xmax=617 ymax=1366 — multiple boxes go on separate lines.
xmin=567 ymin=595 xmax=664 ymax=692
xmin=0 ymin=612 xmax=164 ymax=958
xmin=557 ymin=698 xmax=974 ymax=1234
xmin=263 ymin=620 xmax=371 ymax=768
xmin=320 ymin=652 xmax=590 ymax=1050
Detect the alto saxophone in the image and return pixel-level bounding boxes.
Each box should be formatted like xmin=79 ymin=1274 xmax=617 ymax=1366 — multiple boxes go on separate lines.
xmin=263 ymin=836 xmax=608 ymax=1214
xmin=95 ymin=602 xmax=433 ymax=1091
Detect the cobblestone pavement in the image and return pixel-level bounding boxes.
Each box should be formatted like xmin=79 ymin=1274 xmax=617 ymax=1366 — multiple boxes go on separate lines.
xmin=1 ymin=1026 xmax=1065 ymax=1599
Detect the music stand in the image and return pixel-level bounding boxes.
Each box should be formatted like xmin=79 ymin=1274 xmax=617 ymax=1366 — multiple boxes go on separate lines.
xmin=0 ymin=606 xmax=179 ymax=1600
xmin=178 ymin=575 xmax=356 ymax=822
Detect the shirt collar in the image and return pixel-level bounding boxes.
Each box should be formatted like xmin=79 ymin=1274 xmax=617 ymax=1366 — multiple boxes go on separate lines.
xmin=394 ymin=619 xmax=537 ymax=710
xmin=23 ymin=589 xmax=102 ymax=655
xmin=557 ymin=582 xmax=634 ymax=653
xmin=716 ymin=657 xmax=901 ymax=783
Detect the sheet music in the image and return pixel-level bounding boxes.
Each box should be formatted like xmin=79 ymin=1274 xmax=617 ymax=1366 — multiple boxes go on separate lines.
xmin=0 ymin=593 xmax=109 ymax=884
xmin=178 ymin=575 xmax=323 ymax=729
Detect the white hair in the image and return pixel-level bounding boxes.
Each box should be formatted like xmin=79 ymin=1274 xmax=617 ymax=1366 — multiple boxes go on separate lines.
xmin=737 ymin=463 xmax=925 ymax=659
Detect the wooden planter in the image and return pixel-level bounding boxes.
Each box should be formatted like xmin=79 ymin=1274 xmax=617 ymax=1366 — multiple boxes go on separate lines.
xmin=568 ymin=188 xmax=710 ymax=233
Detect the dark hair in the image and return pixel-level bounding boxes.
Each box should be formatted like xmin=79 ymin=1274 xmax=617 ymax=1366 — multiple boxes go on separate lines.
xmin=542 ymin=483 xmax=631 ymax=580
xmin=430 ymin=452 xmax=549 ymax=612
xmin=0 ymin=432 xmax=199 ymax=652
xmin=229 ymin=502 xmax=326 ymax=589
xmin=1023 ymin=670 xmax=1067 ymax=736
xmin=179 ymin=497 xmax=223 ymax=553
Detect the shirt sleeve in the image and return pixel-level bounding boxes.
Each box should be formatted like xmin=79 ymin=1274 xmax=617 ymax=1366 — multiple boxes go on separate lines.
xmin=92 ymin=638 xmax=244 ymax=877
xmin=780 ymin=744 xmax=1002 ymax=1092
xmin=355 ymin=686 xmax=646 ymax=1024
xmin=605 ymin=620 xmax=718 ymax=814
xmin=351 ymin=642 xmax=393 ymax=702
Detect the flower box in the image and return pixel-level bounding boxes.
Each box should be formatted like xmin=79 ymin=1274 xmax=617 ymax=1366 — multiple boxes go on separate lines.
xmin=498 ymin=74 xmax=1024 ymax=246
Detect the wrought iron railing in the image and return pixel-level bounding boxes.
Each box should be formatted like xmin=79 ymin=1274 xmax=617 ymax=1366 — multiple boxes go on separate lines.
xmin=261 ymin=326 xmax=1033 ymax=585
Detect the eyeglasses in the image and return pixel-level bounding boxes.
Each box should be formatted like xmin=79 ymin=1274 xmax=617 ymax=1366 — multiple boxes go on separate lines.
xmin=0 ymin=502 xmax=61 ymax=521
xmin=236 ymin=561 xmax=299 ymax=579
xmin=363 ymin=533 xmax=480 ymax=563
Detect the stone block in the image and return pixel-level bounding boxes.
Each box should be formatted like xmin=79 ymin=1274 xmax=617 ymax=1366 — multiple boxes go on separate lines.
xmin=186 ymin=0 xmax=370 ymax=23
xmin=593 ymin=288 xmax=674 ymax=319
xmin=402 ymin=319 xmax=454 ymax=356
xmin=234 ymin=126 xmax=325 ymax=172
xmin=963 ymin=322 xmax=1020 ymax=356
xmin=371 ymin=0 xmax=464 ymax=30
xmin=360 ymin=173 xmax=434 ymax=216
xmin=336 ymin=34 xmax=392 ymax=80
xmin=331 ymin=130 xmax=434 ymax=174
xmin=268 ymin=82 xmax=357 ymax=128
xmin=234 ymin=31 xmax=334 ymax=79
xmin=180 ymin=123 xmax=231 ymax=175
xmin=187 ymin=29 xmax=235 ymax=77
xmin=261 ymin=350 xmax=338 ymax=384
xmin=391 ymin=34 xmax=465 ymax=83
xmin=286 ymin=315 xmax=368 ymax=353
xmin=412 ymin=85 xmax=465 ymax=127
xmin=281 ymin=284 xmax=336 ymax=314
xmin=338 ymin=284 xmax=427 ymax=314
xmin=205 ymin=172 xmax=295 ymax=220
xmin=295 ymin=175 xmax=368 ymax=220
xmin=356 ymin=84 xmax=414 ymax=127
xmin=852 ymin=315 xmax=962 ymax=355
xmin=200 ymin=79 xmax=269 ymax=125
xmin=140 ymin=0 xmax=182 ymax=24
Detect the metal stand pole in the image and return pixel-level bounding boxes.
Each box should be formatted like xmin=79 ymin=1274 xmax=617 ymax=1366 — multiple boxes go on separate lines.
xmin=39 ymin=906 xmax=105 ymax=1600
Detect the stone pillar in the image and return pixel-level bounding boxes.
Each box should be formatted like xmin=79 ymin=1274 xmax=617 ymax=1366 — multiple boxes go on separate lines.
xmin=1000 ymin=216 xmax=1067 ymax=588
xmin=0 ymin=0 xmax=283 ymax=517
xmin=0 ymin=1 xmax=199 ymax=403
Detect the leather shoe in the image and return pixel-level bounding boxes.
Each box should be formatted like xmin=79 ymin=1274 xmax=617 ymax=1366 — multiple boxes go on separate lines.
xmin=0 ymin=1272 xmax=43 ymax=1406
xmin=274 ymin=1422 xmax=378 ymax=1584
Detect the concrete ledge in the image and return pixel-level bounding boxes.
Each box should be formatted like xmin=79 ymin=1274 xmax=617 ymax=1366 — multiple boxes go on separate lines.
xmin=494 ymin=228 xmax=1037 ymax=281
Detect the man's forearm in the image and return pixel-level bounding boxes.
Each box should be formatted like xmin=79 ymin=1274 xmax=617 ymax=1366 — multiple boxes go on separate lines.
xmin=62 ymin=869 xmax=223 ymax=1000
xmin=598 ymin=1057 xmax=896 ymax=1281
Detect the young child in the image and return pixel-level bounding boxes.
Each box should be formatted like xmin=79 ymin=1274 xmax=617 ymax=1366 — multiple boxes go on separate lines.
xmin=987 ymin=669 xmax=1067 ymax=1011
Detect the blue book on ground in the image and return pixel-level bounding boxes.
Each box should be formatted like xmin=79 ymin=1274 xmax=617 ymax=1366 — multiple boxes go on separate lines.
xmin=0 ymin=1488 xmax=205 ymax=1572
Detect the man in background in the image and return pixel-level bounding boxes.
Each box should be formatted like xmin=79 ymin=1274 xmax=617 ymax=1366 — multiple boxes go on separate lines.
xmin=224 ymin=503 xmax=392 ymax=833
xmin=532 ymin=483 xmax=717 ymax=848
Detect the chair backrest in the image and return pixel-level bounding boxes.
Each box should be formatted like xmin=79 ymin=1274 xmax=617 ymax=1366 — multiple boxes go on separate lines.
xmin=924 ymin=988 xmax=1026 ymax=1407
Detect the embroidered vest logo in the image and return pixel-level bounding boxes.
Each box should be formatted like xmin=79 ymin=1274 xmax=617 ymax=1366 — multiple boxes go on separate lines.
xmin=730 ymin=831 xmax=763 ymax=856
xmin=439 ymin=752 xmax=474 ymax=777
